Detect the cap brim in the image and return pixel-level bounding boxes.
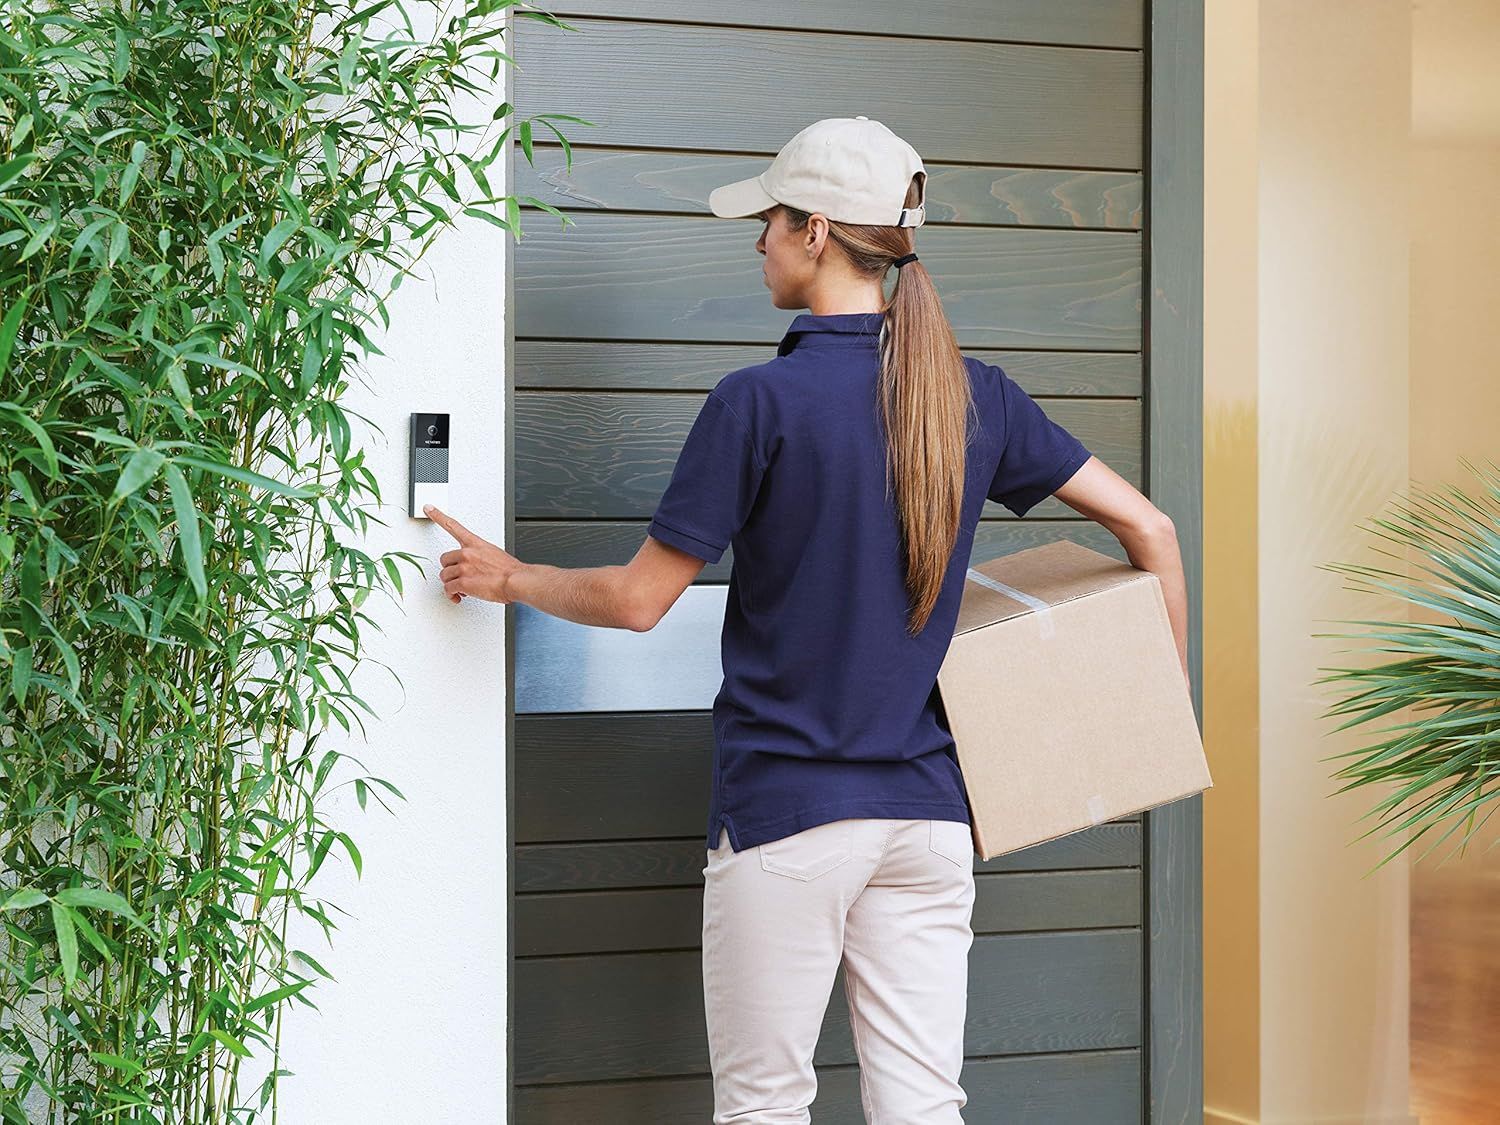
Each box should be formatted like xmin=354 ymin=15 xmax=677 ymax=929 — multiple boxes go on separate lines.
xmin=708 ymin=174 xmax=778 ymax=219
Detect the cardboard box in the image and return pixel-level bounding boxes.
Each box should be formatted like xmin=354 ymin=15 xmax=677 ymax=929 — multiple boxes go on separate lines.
xmin=937 ymin=539 xmax=1212 ymax=860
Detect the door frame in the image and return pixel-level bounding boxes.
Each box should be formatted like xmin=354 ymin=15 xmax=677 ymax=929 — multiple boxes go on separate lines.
xmin=1142 ymin=0 xmax=1206 ymax=1121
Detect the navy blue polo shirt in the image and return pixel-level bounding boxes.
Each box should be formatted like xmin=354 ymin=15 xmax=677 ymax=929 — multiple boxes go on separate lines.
xmin=646 ymin=311 xmax=1093 ymax=853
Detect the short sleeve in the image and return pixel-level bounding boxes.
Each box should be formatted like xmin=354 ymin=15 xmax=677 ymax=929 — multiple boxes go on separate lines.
xmin=647 ymin=390 xmax=766 ymax=563
xmin=987 ymin=367 xmax=1092 ymax=517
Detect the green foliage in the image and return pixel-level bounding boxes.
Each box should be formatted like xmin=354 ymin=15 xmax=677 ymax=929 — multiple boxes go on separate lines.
xmin=0 ymin=0 xmax=581 ymax=1119
xmin=1315 ymin=458 xmax=1500 ymax=876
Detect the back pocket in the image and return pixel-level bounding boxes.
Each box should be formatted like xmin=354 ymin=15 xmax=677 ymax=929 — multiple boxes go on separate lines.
xmin=758 ymin=820 xmax=854 ymax=882
xmin=928 ymin=819 xmax=974 ymax=868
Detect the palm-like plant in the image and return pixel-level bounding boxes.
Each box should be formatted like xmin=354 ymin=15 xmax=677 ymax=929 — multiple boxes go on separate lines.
xmin=1314 ymin=457 xmax=1500 ymax=874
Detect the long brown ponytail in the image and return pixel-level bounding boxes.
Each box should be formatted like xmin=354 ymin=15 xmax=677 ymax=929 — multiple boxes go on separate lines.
xmin=775 ymin=177 xmax=975 ymax=636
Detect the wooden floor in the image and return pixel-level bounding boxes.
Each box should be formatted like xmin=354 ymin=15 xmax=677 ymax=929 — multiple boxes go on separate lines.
xmin=1410 ymin=855 xmax=1500 ymax=1124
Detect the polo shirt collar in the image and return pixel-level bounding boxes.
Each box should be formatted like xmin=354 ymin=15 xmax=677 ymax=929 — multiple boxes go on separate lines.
xmin=777 ymin=311 xmax=885 ymax=356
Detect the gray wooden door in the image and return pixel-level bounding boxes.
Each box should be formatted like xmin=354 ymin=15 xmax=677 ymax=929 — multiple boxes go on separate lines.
xmin=502 ymin=3 xmax=1204 ymax=1121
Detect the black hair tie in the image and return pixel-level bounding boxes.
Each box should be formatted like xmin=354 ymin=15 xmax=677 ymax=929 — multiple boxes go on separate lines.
xmin=893 ymin=253 xmax=918 ymax=269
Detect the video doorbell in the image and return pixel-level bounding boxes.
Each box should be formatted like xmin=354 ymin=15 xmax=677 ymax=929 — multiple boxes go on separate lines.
xmin=409 ymin=412 xmax=450 ymax=518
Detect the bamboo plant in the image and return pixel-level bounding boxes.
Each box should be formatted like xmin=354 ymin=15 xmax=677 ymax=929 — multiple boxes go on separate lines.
xmin=1315 ymin=458 xmax=1500 ymax=875
xmin=0 ymin=0 xmax=580 ymax=1119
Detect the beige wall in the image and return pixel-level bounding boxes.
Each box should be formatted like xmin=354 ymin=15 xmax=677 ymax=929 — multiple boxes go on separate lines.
xmin=1411 ymin=0 xmax=1500 ymax=521
xmin=1206 ymin=2 xmax=1416 ymax=1122
xmin=1257 ymin=3 xmax=1412 ymax=1119
xmin=1410 ymin=142 xmax=1500 ymax=571
xmin=1405 ymin=135 xmax=1500 ymax=875
xmin=1203 ymin=0 xmax=1261 ymax=1119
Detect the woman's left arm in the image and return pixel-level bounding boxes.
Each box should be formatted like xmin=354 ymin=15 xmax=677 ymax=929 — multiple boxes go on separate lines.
xmin=1052 ymin=458 xmax=1190 ymax=691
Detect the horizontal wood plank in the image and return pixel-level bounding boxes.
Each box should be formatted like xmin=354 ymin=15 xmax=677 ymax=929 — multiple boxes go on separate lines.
xmin=542 ymin=1 xmax=1144 ymax=49
xmin=514 ymin=821 xmax=1141 ymax=893
xmin=515 ymin=339 xmax=1142 ymax=395
xmin=515 ymin=391 xmax=1136 ymax=518
xmin=514 ymin=518 xmax=1127 ymax=579
xmin=516 ymin=711 xmax=1141 ymax=844
xmin=515 ymin=214 xmax=1141 ymax=349
xmin=516 ymin=867 xmax=1141 ymax=956
xmin=515 ymin=930 xmax=1142 ymax=1083
xmin=514 ymin=19 xmax=1142 ymax=168
xmin=515 ymin=1048 xmax=1141 ymax=1124
xmin=516 ymin=144 xmax=1142 ymax=230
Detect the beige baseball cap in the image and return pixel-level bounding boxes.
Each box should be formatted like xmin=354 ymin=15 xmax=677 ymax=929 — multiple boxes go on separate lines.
xmin=708 ymin=116 xmax=927 ymax=228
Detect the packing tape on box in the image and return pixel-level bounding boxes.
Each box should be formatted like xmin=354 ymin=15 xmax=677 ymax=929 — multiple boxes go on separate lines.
xmin=964 ymin=568 xmax=1057 ymax=640
xmin=1086 ymin=794 xmax=1108 ymax=825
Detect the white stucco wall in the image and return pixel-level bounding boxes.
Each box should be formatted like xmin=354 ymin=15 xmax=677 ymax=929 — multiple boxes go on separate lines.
xmin=267 ymin=179 xmax=511 ymax=1118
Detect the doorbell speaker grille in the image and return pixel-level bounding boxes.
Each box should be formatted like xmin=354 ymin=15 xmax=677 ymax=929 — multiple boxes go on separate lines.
xmin=413 ymin=446 xmax=449 ymax=483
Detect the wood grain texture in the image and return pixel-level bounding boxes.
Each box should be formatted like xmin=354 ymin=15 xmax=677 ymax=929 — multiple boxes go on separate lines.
xmin=1145 ymin=0 xmax=1207 ymax=1122
xmin=514 ymin=822 xmax=1142 ymax=894
xmin=514 ymin=18 xmax=1143 ymax=168
xmin=516 ymin=144 xmax=1142 ymax=230
xmin=1410 ymin=861 xmax=1500 ymax=1124
xmin=516 ymin=338 xmax=1143 ymax=396
xmin=514 ymin=1048 xmax=1142 ymax=1124
xmin=515 ymin=518 xmax=1129 ymax=581
xmin=514 ymin=390 xmax=1138 ymax=518
xmin=515 ymin=930 xmax=1142 ymax=1084
xmin=516 ymin=868 xmax=1141 ymax=956
xmin=514 ymin=213 xmax=1142 ymax=349
xmin=515 ymin=710 xmax=1141 ymax=844
xmin=543 ymin=0 xmax=1145 ymax=49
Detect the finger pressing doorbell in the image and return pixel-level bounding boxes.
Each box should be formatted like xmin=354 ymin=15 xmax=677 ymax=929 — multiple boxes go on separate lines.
xmin=409 ymin=412 xmax=450 ymax=518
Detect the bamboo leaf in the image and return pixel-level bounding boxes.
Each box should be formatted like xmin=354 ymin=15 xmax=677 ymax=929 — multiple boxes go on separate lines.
xmin=108 ymin=220 xmax=128 ymax=266
xmin=258 ymin=217 xmax=300 ymax=270
xmin=208 ymin=1028 xmax=252 ymax=1057
xmin=111 ymin=25 xmax=130 ymax=81
xmin=164 ymin=462 xmax=206 ymax=598
xmin=91 ymin=1053 xmax=145 ymax=1077
xmin=112 ymin=448 xmax=165 ymax=500
xmin=245 ymin=979 xmax=313 ymax=1014
xmin=1 ymin=887 xmax=47 ymax=912
xmin=337 ymin=832 xmax=362 ymax=877
xmin=174 ymin=454 xmax=313 ymax=497
xmin=0 ymin=404 xmax=58 ymax=479
xmin=0 ymin=153 xmax=34 ymax=191
xmin=20 ymin=217 xmax=56 ymax=260
xmin=180 ymin=351 xmax=263 ymax=378
xmin=119 ymin=139 xmax=146 ymax=205
xmin=0 ymin=291 xmax=26 ymax=374
xmin=54 ymin=886 xmax=145 ymax=925
xmin=164 ymin=357 xmax=197 ymax=417
xmin=51 ymin=902 xmax=79 ymax=989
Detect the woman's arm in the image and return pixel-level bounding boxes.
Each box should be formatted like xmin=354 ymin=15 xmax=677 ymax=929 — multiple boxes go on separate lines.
xmin=1052 ymin=458 xmax=1190 ymax=689
xmin=424 ymin=504 xmax=705 ymax=631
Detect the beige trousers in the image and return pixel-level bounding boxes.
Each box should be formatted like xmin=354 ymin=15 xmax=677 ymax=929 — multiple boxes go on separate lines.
xmin=701 ymin=817 xmax=977 ymax=1124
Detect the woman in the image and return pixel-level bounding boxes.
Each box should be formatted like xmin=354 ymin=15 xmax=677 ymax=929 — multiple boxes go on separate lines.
xmin=428 ymin=116 xmax=1189 ymax=1124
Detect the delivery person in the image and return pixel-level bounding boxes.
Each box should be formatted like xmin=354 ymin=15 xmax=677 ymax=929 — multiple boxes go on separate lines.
xmin=426 ymin=115 xmax=1190 ymax=1124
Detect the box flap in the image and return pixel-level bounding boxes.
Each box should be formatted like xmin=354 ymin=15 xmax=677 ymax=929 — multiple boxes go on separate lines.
xmin=955 ymin=539 xmax=1153 ymax=636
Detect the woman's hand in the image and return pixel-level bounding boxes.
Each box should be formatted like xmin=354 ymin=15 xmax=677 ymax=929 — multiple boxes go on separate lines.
xmin=425 ymin=505 xmax=521 ymax=604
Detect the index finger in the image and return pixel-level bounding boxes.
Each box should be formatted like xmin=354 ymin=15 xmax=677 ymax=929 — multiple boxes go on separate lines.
xmin=423 ymin=505 xmax=478 ymax=544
